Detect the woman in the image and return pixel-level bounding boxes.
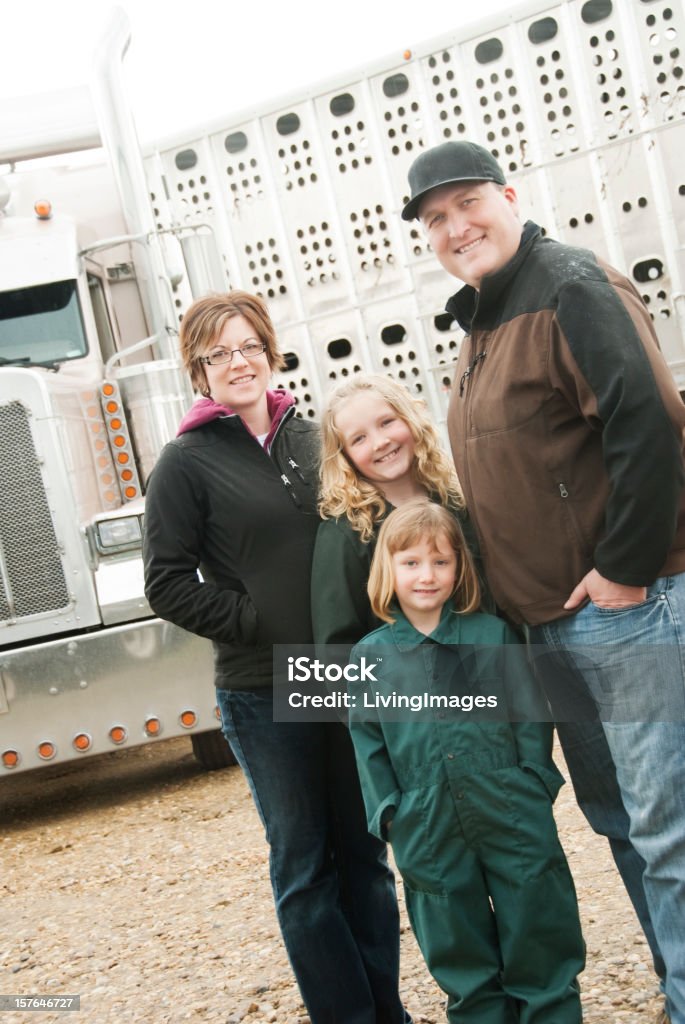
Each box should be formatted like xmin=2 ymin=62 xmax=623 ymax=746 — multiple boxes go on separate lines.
xmin=143 ymin=292 xmax=410 ymax=1024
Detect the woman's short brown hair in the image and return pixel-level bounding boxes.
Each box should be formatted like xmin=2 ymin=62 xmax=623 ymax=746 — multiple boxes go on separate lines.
xmin=178 ymin=291 xmax=286 ymax=395
xmin=368 ymin=498 xmax=481 ymax=623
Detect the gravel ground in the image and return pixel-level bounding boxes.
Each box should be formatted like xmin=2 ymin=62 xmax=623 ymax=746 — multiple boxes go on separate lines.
xmin=0 ymin=736 xmax=664 ymax=1024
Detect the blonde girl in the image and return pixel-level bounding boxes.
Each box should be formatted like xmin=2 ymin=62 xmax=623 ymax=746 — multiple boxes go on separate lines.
xmin=350 ymin=498 xmax=586 ymax=1024
xmin=312 ymin=374 xmax=479 ymax=646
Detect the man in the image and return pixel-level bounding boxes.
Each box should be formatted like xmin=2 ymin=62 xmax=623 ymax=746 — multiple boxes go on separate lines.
xmin=402 ymin=140 xmax=685 ymax=1024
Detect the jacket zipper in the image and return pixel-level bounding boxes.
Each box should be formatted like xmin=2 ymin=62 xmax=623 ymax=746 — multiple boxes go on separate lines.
xmin=459 ymin=350 xmax=487 ymax=397
xmin=280 ymin=473 xmax=302 ymax=507
xmin=459 ymin=333 xmax=489 ymax=588
xmin=270 ymin=407 xmax=305 ymax=506
xmin=286 ymin=456 xmax=307 ymax=483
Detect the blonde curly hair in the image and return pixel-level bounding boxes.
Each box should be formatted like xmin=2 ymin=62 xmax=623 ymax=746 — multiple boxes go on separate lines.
xmin=319 ymin=375 xmax=463 ymax=543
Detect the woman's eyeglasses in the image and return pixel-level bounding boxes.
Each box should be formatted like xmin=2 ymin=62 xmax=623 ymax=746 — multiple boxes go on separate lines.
xmin=200 ymin=340 xmax=267 ymax=366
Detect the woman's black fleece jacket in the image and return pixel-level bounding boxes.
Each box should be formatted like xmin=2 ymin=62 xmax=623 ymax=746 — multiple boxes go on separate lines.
xmin=143 ymin=390 xmax=320 ymax=690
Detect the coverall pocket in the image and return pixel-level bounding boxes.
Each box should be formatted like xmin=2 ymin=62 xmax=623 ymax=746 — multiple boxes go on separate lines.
xmin=495 ymin=766 xmax=567 ymax=882
xmin=391 ymin=782 xmax=466 ymax=895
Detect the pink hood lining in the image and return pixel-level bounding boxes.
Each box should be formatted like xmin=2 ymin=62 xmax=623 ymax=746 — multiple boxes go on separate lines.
xmin=176 ymin=388 xmax=295 ymax=449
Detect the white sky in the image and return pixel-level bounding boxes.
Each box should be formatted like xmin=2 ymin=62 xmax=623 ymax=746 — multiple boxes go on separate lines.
xmin=3 ymin=0 xmax=515 ymax=145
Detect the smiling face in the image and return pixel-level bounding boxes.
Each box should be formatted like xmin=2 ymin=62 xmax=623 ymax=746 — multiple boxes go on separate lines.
xmin=391 ymin=533 xmax=457 ymax=632
xmin=202 ymin=314 xmax=271 ymax=422
xmin=334 ymin=392 xmax=417 ymax=502
xmin=418 ymin=180 xmax=522 ymax=289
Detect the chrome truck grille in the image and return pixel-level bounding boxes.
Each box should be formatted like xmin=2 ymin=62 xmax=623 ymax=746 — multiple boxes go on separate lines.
xmin=0 ymin=401 xmax=70 ymax=621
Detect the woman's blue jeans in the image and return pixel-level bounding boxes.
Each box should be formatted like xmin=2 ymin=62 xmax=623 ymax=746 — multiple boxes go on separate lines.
xmin=217 ymin=688 xmax=411 ymax=1024
xmin=529 ymin=573 xmax=685 ymax=1024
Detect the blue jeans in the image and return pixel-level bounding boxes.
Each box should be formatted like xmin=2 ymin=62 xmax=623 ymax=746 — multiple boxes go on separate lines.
xmin=217 ymin=689 xmax=411 ymax=1024
xmin=530 ymin=573 xmax=685 ymax=1024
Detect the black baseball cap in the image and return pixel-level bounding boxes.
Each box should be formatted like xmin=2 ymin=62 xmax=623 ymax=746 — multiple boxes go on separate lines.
xmin=402 ymin=141 xmax=506 ymax=221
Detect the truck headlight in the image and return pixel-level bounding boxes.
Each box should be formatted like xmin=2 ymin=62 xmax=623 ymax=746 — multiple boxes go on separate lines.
xmin=96 ymin=516 xmax=142 ymax=552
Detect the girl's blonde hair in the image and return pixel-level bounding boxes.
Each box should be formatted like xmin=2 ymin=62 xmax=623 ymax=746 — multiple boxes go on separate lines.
xmin=319 ymin=375 xmax=463 ymax=542
xmin=368 ymin=499 xmax=481 ymax=623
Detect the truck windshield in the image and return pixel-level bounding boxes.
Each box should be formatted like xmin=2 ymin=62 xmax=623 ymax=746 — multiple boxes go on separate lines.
xmin=0 ymin=279 xmax=88 ymax=367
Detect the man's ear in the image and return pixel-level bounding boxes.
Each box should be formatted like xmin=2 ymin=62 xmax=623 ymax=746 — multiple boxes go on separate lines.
xmin=503 ymin=185 xmax=519 ymax=215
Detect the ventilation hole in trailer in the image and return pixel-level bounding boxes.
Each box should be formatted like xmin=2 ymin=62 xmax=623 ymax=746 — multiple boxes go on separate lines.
xmin=175 ymin=149 xmax=198 ymax=171
xmin=277 ymin=112 xmax=301 ymax=136
xmin=381 ymin=324 xmax=407 ymax=346
xmin=633 ymin=257 xmax=664 ymax=283
xmin=330 ymin=93 xmax=355 ymax=116
xmin=638 ymin=196 xmax=648 ymax=207
xmin=529 ymin=16 xmax=559 ymax=43
xmin=660 ymin=308 xmax=671 ymax=318
xmin=383 ymin=73 xmax=410 ymax=97
xmin=224 ymin=132 xmax=248 ymax=154
xmin=328 ymin=338 xmax=352 ymax=359
xmin=582 ymin=0 xmax=613 ymax=24
xmin=434 ymin=312 xmax=455 ymax=332
xmin=475 ymin=38 xmax=504 ymax=64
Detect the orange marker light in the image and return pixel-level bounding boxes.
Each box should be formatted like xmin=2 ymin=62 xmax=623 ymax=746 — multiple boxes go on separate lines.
xmin=117 ymin=452 xmax=129 ymax=464
xmin=2 ymin=750 xmax=19 ymax=769
xmin=38 ymin=741 xmax=56 ymax=760
xmin=145 ymin=717 xmax=161 ymax=737
xmin=102 ymin=383 xmax=115 ymax=396
xmin=110 ymin=418 xmax=122 ymax=430
xmin=106 ymin=400 xmax=118 ymax=414
xmin=403 ymin=49 xmax=412 ymax=61
xmin=34 ymin=199 xmax=52 ymax=219
xmin=109 ymin=726 xmax=127 ymax=745
xmin=180 ymin=710 xmax=197 ymax=728
xmin=121 ymin=469 xmax=133 ymax=481
xmin=124 ymin=485 xmax=137 ymax=499
xmin=73 ymin=733 xmax=92 ymax=752
xmin=113 ymin=436 xmax=126 ymax=448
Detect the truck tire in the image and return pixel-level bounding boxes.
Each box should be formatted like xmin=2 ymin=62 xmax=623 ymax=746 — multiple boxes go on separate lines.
xmin=191 ymin=729 xmax=237 ymax=770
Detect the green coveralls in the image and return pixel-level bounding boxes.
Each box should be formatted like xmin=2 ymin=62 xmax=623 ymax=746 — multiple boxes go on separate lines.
xmin=350 ymin=606 xmax=585 ymax=1024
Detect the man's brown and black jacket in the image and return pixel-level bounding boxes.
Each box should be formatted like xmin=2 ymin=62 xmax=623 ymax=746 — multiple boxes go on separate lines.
xmin=446 ymin=221 xmax=685 ymax=626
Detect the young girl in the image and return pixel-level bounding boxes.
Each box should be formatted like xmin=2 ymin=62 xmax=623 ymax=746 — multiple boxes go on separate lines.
xmin=312 ymin=374 xmax=481 ymax=646
xmin=349 ymin=498 xmax=586 ymax=1024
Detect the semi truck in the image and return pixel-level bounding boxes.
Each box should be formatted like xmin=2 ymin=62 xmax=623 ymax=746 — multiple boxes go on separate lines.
xmin=1 ymin=0 xmax=684 ymax=774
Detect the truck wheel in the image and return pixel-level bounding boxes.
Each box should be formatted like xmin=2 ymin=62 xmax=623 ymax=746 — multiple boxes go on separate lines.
xmin=191 ymin=729 xmax=237 ymax=770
